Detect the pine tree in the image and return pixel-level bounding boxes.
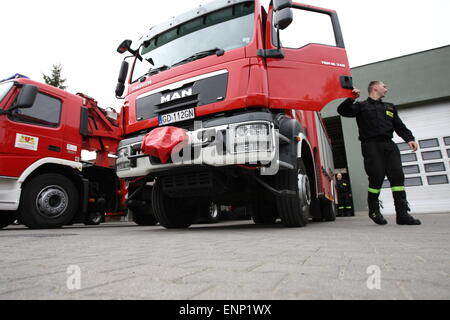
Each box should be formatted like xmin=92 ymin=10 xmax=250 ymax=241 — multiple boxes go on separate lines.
xmin=42 ymin=63 xmax=67 ymax=90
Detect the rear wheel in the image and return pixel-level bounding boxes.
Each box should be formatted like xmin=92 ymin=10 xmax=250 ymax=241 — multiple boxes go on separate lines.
xmin=18 ymin=173 xmax=79 ymax=229
xmin=128 ymin=185 xmax=157 ymax=226
xmin=321 ymin=198 xmax=337 ymax=222
xmin=152 ymin=178 xmax=197 ymax=229
xmin=84 ymin=211 xmax=104 ymax=225
xmin=0 ymin=211 xmax=16 ymax=229
xmin=275 ymin=159 xmax=311 ymax=227
xmin=207 ymin=203 xmax=223 ymax=223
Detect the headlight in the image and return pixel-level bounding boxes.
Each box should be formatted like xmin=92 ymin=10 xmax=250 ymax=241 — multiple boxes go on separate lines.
xmin=116 ymin=147 xmax=130 ymax=171
xmin=235 ymin=123 xmax=269 ymax=137
xmin=232 ymin=123 xmax=272 ymax=154
xmin=117 ymin=147 xmax=129 ymax=158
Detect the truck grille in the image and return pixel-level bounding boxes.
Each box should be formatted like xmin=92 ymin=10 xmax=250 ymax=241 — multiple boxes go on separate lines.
xmin=154 ymin=93 xmax=199 ymax=115
xmin=136 ymin=72 xmax=228 ymax=122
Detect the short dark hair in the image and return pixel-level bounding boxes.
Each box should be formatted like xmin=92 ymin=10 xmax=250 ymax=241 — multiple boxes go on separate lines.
xmin=368 ymin=81 xmax=382 ymax=94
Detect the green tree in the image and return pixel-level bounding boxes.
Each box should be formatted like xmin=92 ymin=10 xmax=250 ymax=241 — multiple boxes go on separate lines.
xmin=42 ymin=63 xmax=67 ymax=90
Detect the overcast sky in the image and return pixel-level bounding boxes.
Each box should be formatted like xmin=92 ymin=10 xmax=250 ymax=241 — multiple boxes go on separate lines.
xmin=1 ymin=0 xmax=449 ymax=110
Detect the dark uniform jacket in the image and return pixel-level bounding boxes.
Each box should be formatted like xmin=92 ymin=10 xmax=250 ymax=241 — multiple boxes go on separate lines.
xmin=337 ymin=97 xmax=415 ymax=143
xmin=336 ymin=179 xmax=350 ymax=194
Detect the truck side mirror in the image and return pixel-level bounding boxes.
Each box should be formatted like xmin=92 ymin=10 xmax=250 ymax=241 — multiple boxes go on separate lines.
xmin=117 ymin=40 xmax=133 ymax=54
xmin=273 ymin=0 xmax=292 ymax=11
xmin=273 ymin=7 xmax=293 ymax=30
xmin=15 ymin=84 xmax=38 ymax=109
xmin=115 ymin=60 xmax=129 ymax=98
xmin=117 ymin=39 xmax=143 ymax=62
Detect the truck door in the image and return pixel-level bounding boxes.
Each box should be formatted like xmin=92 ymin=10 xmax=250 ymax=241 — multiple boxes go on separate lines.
xmin=264 ymin=3 xmax=354 ymax=111
xmin=0 ymin=84 xmax=65 ymax=177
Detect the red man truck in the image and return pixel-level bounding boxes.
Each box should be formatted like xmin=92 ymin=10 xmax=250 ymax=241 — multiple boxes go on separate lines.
xmin=0 ymin=75 xmax=123 ymax=229
xmin=114 ymin=0 xmax=354 ymax=228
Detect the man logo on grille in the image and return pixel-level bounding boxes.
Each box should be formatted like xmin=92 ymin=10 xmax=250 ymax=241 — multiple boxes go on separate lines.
xmin=161 ymin=88 xmax=193 ymax=104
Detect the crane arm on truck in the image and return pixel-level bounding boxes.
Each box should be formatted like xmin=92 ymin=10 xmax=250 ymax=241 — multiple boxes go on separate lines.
xmin=78 ymin=93 xmax=123 ymax=168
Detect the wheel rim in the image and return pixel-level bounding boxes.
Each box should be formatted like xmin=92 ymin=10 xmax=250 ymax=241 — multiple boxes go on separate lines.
xmin=91 ymin=213 xmax=102 ymax=224
xmin=209 ymin=204 xmax=219 ymax=219
xmin=36 ymin=185 xmax=69 ymax=219
xmin=297 ymin=173 xmax=312 ymax=207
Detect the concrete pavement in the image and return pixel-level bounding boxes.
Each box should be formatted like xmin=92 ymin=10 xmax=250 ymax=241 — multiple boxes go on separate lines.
xmin=0 ymin=212 xmax=449 ymax=300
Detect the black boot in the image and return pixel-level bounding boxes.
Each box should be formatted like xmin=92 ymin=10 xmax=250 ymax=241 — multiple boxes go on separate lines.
xmin=368 ymin=198 xmax=387 ymax=225
xmin=395 ymin=199 xmax=421 ymax=225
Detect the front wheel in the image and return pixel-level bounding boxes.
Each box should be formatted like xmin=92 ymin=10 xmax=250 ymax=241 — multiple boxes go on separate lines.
xmin=84 ymin=211 xmax=104 ymax=225
xmin=18 ymin=174 xmax=79 ymax=229
xmin=152 ymin=178 xmax=197 ymax=229
xmin=130 ymin=206 xmax=158 ymax=226
xmin=321 ymin=198 xmax=337 ymax=222
xmin=274 ymin=159 xmax=311 ymax=227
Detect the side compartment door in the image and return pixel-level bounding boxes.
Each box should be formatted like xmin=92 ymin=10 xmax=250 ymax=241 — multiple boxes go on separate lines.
xmin=265 ymin=3 xmax=354 ymax=111
xmin=315 ymin=112 xmax=335 ymax=182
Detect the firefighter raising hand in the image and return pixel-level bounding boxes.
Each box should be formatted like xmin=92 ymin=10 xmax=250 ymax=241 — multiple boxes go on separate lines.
xmin=337 ymin=80 xmax=421 ymax=226
xmin=351 ymin=87 xmax=417 ymax=153
xmin=408 ymin=141 xmax=419 ymax=152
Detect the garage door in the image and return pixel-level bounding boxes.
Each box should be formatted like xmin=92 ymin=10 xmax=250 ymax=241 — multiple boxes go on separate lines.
xmin=380 ymin=101 xmax=450 ymax=214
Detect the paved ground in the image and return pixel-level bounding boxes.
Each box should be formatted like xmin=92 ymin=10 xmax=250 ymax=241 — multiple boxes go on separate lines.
xmin=0 ymin=212 xmax=449 ymax=300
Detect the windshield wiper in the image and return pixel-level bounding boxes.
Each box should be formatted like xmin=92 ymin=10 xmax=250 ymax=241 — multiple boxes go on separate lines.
xmin=171 ymin=48 xmax=225 ymax=68
xmin=148 ymin=65 xmax=170 ymax=76
xmin=139 ymin=65 xmax=170 ymax=81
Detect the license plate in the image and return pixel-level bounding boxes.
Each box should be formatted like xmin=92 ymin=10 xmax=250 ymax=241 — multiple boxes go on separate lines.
xmin=159 ymin=108 xmax=195 ymax=126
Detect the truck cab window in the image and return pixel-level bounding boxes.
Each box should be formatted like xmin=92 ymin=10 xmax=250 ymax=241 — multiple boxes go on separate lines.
xmin=131 ymin=2 xmax=255 ymax=83
xmin=0 ymin=82 xmax=14 ymax=103
xmin=277 ymin=9 xmax=336 ymax=49
xmin=9 ymin=92 xmax=62 ymax=127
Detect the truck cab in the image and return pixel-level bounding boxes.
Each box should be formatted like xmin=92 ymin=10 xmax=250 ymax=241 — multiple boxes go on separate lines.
xmin=0 ymin=77 xmax=123 ymax=229
xmin=115 ymin=0 xmax=354 ymax=228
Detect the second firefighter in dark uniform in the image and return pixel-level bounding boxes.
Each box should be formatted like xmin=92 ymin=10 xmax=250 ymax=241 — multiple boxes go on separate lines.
xmin=336 ymin=173 xmax=352 ymax=217
xmin=337 ymin=81 xmax=421 ymax=226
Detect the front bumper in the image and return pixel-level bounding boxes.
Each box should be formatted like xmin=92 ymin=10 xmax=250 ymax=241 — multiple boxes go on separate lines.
xmin=116 ymin=113 xmax=279 ymax=179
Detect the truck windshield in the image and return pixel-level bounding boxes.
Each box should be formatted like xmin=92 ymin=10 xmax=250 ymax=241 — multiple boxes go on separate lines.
xmin=0 ymin=82 xmax=14 ymax=103
xmin=131 ymin=1 xmax=254 ymax=82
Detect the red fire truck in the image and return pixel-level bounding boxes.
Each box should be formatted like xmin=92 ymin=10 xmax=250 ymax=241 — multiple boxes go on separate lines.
xmin=115 ymin=0 xmax=354 ymax=228
xmin=0 ymin=76 xmax=124 ymax=229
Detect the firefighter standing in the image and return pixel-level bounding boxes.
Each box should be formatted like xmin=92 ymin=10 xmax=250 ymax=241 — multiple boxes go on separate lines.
xmin=335 ymin=173 xmax=353 ymax=217
xmin=337 ymin=81 xmax=421 ymax=226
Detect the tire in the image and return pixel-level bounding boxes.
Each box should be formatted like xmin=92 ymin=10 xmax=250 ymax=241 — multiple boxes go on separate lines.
xmin=321 ymin=198 xmax=337 ymax=222
xmin=18 ymin=173 xmax=79 ymax=229
xmin=0 ymin=211 xmax=16 ymax=229
xmin=84 ymin=211 xmax=104 ymax=225
xmin=207 ymin=203 xmax=222 ymax=223
xmin=251 ymin=196 xmax=278 ymax=225
xmin=274 ymin=159 xmax=311 ymax=227
xmin=152 ymin=178 xmax=197 ymax=229
xmin=130 ymin=206 xmax=158 ymax=226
